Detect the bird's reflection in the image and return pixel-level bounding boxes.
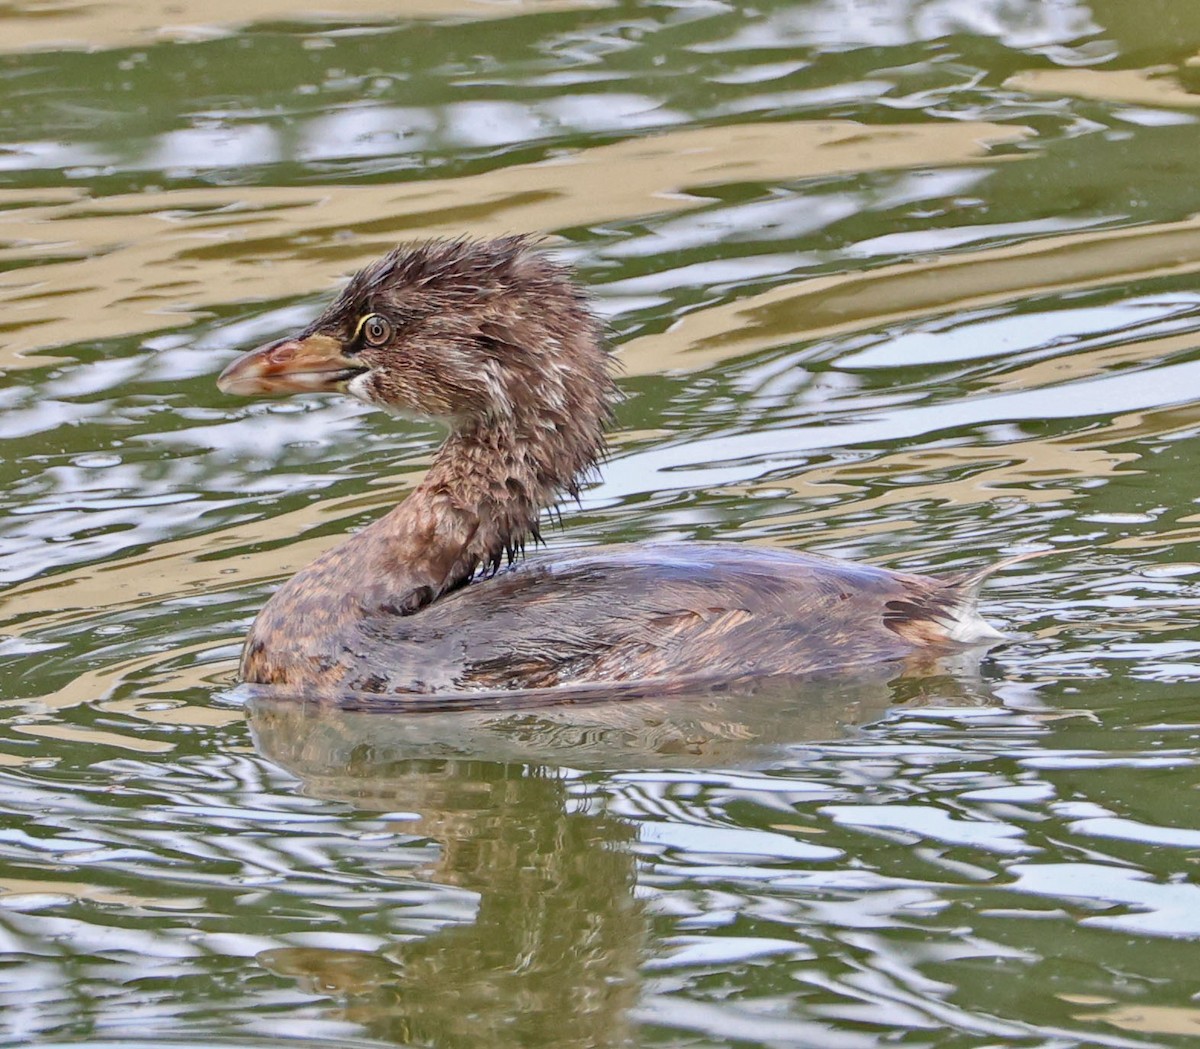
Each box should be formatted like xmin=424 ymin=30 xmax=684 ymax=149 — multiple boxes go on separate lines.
xmin=257 ymin=760 xmax=641 ymax=1047
xmin=247 ymin=663 xmax=995 ymax=1046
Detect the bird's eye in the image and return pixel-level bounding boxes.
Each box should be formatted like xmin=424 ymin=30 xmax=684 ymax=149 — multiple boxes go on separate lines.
xmin=360 ymin=314 xmax=391 ymax=347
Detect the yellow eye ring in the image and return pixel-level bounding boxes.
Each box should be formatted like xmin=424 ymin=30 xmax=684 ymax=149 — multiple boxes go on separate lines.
xmin=358 ymin=314 xmax=392 ymax=347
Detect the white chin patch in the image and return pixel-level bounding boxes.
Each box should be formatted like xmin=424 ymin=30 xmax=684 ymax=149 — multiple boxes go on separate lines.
xmin=344 ymin=371 xmax=469 ymax=429
xmin=347 ymin=371 xmax=428 ymax=422
xmin=346 ymin=371 xmax=377 ymax=405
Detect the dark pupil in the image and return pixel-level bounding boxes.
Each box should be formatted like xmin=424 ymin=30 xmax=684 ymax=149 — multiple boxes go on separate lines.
xmin=367 ymin=318 xmax=385 ymax=341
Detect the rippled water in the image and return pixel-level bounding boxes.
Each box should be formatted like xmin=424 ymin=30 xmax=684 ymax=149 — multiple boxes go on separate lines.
xmin=2 ymin=0 xmax=1200 ymax=1045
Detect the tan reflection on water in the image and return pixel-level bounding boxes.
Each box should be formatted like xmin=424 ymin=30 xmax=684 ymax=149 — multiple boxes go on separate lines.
xmin=0 ymin=0 xmax=612 ymax=53
xmin=0 ymin=119 xmax=1025 ymax=364
xmin=1073 ymin=1004 xmax=1200 ymax=1037
xmin=1111 ymin=525 xmax=1200 ymax=551
xmin=979 ymin=330 xmax=1200 ymax=392
xmin=1006 ymin=68 xmax=1200 ymax=108
xmin=0 ymin=876 xmax=201 ymax=910
xmin=12 ymin=721 xmax=174 ymax=753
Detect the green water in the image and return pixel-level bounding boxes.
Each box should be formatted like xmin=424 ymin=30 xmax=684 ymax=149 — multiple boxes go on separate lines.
xmin=2 ymin=0 xmax=1200 ymax=1045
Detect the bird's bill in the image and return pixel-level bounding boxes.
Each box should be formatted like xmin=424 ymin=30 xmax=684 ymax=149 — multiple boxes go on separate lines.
xmin=217 ymin=334 xmax=363 ymax=396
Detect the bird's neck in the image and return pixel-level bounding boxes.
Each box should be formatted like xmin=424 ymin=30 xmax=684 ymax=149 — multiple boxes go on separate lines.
xmin=368 ymin=418 xmax=567 ymax=603
xmin=266 ymin=412 xmax=596 ymax=624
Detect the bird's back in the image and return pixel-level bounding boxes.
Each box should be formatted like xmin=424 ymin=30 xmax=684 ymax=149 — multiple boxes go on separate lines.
xmin=343 ymin=542 xmax=1003 ymax=695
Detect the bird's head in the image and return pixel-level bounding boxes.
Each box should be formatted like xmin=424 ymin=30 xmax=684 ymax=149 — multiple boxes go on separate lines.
xmin=218 ymin=236 xmax=615 ymax=437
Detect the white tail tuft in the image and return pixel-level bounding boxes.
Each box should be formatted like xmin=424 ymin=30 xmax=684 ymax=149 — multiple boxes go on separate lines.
xmin=937 ymin=549 xmax=1052 ymax=643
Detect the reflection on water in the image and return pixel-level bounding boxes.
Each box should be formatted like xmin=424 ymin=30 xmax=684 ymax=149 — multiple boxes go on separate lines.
xmin=261 ymin=761 xmax=643 ymax=1049
xmin=2 ymin=0 xmax=1200 ymax=1044
xmin=246 ymin=658 xmax=996 ymax=775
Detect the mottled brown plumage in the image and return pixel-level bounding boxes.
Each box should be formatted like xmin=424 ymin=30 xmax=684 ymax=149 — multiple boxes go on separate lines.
xmin=218 ymin=236 xmax=1011 ymax=699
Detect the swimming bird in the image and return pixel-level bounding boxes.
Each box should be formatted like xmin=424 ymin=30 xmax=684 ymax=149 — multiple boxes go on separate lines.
xmin=218 ymin=236 xmax=1011 ymax=698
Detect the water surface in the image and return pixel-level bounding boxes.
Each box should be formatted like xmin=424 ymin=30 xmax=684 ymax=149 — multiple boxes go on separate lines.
xmin=2 ymin=1 xmax=1200 ymax=1045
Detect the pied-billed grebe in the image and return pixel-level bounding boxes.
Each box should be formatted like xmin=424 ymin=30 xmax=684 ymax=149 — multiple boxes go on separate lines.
xmin=219 ymin=236 xmax=1014 ymax=697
